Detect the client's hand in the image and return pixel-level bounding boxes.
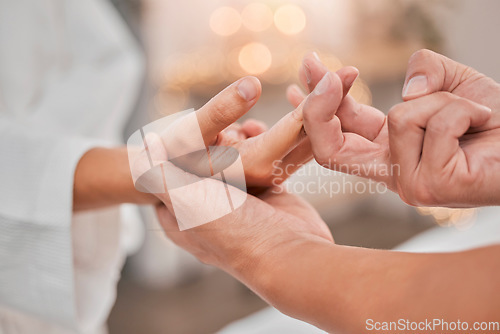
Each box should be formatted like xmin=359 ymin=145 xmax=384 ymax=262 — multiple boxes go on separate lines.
xmin=298 ymin=50 xmax=500 ymax=207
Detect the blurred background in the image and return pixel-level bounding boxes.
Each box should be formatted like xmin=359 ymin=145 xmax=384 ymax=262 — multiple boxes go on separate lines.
xmin=107 ymin=0 xmax=500 ymax=333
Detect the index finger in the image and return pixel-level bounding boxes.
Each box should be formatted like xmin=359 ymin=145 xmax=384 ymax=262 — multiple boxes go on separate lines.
xmin=388 ymin=93 xmax=460 ymax=184
xmin=402 ymin=49 xmax=475 ymax=101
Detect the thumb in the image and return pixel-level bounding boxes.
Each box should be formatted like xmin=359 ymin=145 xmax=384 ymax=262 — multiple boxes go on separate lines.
xmin=402 ymin=49 xmax=476 ymax=101
xmin=196 ymin=76 xmax=262 ymax=145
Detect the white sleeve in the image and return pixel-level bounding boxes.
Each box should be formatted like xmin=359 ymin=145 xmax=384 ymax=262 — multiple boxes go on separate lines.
xmin=0 ymin=117 xmax=106 ymax=330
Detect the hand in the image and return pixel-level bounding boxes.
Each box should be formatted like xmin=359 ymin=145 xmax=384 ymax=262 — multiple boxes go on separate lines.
xmin=152 ymin=76 xmax=305 ymax=188
xmin=387 ymin=49 xmax=500 ymax=206
xmin=298 ymin=50 xmax=500 ymax=207
xmin=287 ymin=53 xmax=392 ymax=188
xmin=154 ymin=162 xmax=333 ymax=280
xmin=133 ymin=72 xmax=358 ymax=192
xmin=195 ymin=73 xmax=360 ymax=186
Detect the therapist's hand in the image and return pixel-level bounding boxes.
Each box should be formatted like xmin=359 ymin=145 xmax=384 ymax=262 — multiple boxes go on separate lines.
xmin=298 ymin=50 xmax=500 ymax=207
xmin=148 ymin=73 xmax=358 ymax=189
xmin=388 ymin=92 xmax=495 ymax=207
xmin=155 ymin=175 xmax=333 ymax=281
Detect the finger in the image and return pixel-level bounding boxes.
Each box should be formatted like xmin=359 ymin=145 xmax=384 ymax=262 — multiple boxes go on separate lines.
xmin=388 ymin=92 xmax=462 ymax=181
xmin=196 ymin=76 xmax=262 ymax=145
xmin=241 ymin=119 xmax=268 ymax=137
xmin=299 ymin=52 xmax=359 ymax=98
xmin=251 ymin=101 xmax=307 ymax=164
xmin=278 ymin=138 xmax=313 ymax=181
xmin=302 ymin=72 xmax=345 ymax=165
xmin=402 ymin=49 xmax=476 ymax=101
xmin=222 ymin=123 xmax=246 ymax=141
xmin=299 ymin=52 xmax=328 ymax=92
xmin=131 ymin=133 xmax=170 ymax=194
xmin=422 ymin=99 xmax=492 ymax=169
xmin=286 ymin=84 xmax=306 ymax=108
xmin=299 ymin=54 xmax=386 ymax=140
xmin=298 ymin=71 xmax=389 ymax=178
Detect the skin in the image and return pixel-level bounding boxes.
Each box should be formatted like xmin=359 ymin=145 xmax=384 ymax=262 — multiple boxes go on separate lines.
xmin=73 ymin=72 xmax=358 ymax=210
xmin=153 ymin=51 xmax=500 ymax=333
xmin=154 ymin=165 xmax=500 ymax=334
xmin=296 ymin=50 xmax=500 ymax=207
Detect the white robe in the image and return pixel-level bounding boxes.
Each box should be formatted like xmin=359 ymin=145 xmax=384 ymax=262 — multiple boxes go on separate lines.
xmin=0 ymin=0 xmax=144 ymax=332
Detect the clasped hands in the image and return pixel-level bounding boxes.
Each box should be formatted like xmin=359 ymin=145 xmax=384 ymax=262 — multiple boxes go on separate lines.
xmin=137 ymin=49 xmax=500 ymax=280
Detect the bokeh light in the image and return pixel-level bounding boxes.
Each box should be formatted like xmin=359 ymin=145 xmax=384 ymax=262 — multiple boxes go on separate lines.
xmin=238 ymin=42 xmax=272 ymax=74
xmin=210 ymin=7 xmax=242 ymax=36
xmin=241 ymin=3 xmax=274 ymax=32
xmin=274 ymin=4 xmax=306 ymax=35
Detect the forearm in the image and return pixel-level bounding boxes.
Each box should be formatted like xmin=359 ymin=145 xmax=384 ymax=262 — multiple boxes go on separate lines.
xmin=73 ymin=147 xmax=158 ymax=211
xmin=246 ymin=239 xmax=500 ymax=333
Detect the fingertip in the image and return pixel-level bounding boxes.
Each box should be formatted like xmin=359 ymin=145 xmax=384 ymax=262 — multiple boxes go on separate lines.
xmin=341 ymin=66 xmax=360 ymax=88
xmin=287 ymin=84 xmax=303 ymax=97
xmin=242 ymin=119 xmax=268 ymax=137
xmin=236 ymin=76 xmax=262 ymax=102
xmin=144 ymin=132 xmax=167 ymax=161
xmin=286 ymin=84 xmax=305 ymax=107
xmin=300 ymin=52 xmax=329 ymax=91
xmin=347 ymin=66 xmax=360 ymax=75
xmin=402 ymin=75 xmax=429 ymax=100
xmin=312 ymin=71 xmax=343 ymax=97
xmin=472 ymin=103 xmax=493 ymax=127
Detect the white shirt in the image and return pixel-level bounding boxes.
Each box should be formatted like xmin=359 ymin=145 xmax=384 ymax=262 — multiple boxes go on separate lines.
xmin=0 ymin=0 xmax=143 ymax=332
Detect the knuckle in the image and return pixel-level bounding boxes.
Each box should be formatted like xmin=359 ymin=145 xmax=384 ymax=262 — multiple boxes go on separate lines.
xmin=387 ymin=103 xmax=408 ymax=129
xmin=398 ymin=178 xmax=438 ymax=207
xmin=426 ymin=113 xmax=451 ymax=134
xmin=460 ymin=172 xmax=477 ymax=187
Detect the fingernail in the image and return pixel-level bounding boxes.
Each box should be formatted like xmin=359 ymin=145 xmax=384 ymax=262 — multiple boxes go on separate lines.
xmin=312 ymin=51 xmax=320 ymax=61
xmin=314 ymin=72 xmax=332 ymax=95
xmin=237 ymin=77 xmax=258 ymax=101
xmin=304 ymin=63 xmax=312 ymax=85
xmin=403 ymin=75 xmax=428 ymax=98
